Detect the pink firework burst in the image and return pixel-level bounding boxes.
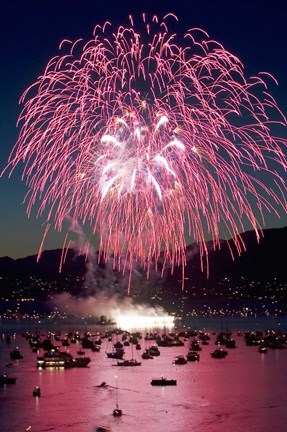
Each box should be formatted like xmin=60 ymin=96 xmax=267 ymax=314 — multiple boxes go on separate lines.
xmin=4 ymin=14 xmax=287 ymax=288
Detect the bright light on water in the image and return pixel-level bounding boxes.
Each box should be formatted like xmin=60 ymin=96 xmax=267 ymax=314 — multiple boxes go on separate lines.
xmin=115 ymin=314 xmax=174 ymax=330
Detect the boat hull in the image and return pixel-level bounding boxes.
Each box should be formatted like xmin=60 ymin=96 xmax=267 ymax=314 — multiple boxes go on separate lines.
xmin=151 ymin=378 xmax=177 ymax=386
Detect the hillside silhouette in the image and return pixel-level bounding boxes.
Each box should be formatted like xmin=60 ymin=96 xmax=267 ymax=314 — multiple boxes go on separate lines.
xmin=0 ymin=227 xmax=286 ymax=288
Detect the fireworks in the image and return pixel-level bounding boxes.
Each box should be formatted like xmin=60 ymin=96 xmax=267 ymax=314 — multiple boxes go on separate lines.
xmin=4 ymin=14 xmax=287 ymax=287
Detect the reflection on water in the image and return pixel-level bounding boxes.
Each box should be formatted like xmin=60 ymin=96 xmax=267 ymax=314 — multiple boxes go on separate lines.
xmin=115 ymin=314 xmax=174 ymax=331
xmin=0 ymin=318 xmax=287 ymax=432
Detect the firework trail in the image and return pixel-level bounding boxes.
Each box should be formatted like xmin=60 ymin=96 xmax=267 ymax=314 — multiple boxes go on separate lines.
xmin=3 ymin=14 xmax=287 ymax=289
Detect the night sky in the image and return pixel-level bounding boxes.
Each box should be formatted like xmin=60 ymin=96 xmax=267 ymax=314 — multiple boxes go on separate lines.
xmin=1 ymin=0 xmax=287 ymax=259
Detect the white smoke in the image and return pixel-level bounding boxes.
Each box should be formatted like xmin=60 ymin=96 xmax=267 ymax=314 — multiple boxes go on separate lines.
xmin=49 ymin=218 xmax=169 ymax=320
xmin=65 ymin=216 xmax=170 ymax=297
xmin=49 ymin=291 xmax=168 ymax=322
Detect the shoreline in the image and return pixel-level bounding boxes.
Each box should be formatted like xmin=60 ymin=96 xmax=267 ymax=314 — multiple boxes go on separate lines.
xmin=1 ymin=315 xmax=286 ymax=333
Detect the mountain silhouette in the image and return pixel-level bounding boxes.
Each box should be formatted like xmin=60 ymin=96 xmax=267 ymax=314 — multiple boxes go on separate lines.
xmin=0 ymin=227 xmax=286 ymax=288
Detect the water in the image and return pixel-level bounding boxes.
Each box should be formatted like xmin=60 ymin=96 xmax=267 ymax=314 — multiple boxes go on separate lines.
xmin=1 ymin=319 xmax=287 ymax=432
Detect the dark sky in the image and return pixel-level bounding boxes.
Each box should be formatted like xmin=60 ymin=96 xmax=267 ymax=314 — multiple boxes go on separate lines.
xmin=0 ymin=0 xmax=287 ymax=259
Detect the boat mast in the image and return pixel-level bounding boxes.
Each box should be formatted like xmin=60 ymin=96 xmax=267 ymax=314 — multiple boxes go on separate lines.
xmin=115 ymin=375 xmax=119 ymax=409
xmin=113 ymin=375 xmax=123 ymax=416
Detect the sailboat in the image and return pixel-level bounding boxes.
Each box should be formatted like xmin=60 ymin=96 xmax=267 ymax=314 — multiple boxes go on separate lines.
xmin=106 ymin=338 xmax=124 ymax=359
xmin=117 ymin=341 xmax=141 ymax=366
xmin=113 ymin=376 xmax=122 ymax=417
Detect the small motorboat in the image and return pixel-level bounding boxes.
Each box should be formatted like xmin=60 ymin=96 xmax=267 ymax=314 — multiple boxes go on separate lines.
xmin=116 ymin=359 xmax=141 ymax=367
xmin=10 ymin=348 xmax=23 ymax=360
xmin=211 ymin=348 xmax=228 ymax=359
xmin=106 ymin=348 xmax=124 ymax=359
xmin=0 ymin=374 xmax=17 ymax=384
xmin=187 ymin=351 xmax=200 ymax=361
xmin=141 ymin=351 xmax=154 ymax=360
xmin=190 ymin=340 xmax=202 ymax=351
xmin=151 ymin=377 xmax=177 ymax=386
xmin=113 ymin=406 xmax=122 ymax=417
xmin=91 ymin=345 xmax=101 ymax=352
xmin=33 ymin=386 xmax=41 ymax=397
xmin=147 ymin=345 xmax=160 ymax=356
xmin=172 ymin=355 xmax=187 ymax=365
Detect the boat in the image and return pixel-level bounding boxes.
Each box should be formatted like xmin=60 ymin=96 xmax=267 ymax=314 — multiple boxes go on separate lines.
xmin=74 ymin=357 xmax=91 ymax=367
xmin=37 ymin=350 xmax=91 ymax=368
xmin=77 ymin=350 xmax=85 ymax=355
xmin=113 ymin=376 xmax=122 ymax=417
xmin=225 ymin=338 xmax=237 ymax=348
xmin=190 ymin=340 xmax=202 ymax=351
xmin=91 ymin=345 xmax=101 ymax=352
xmin=198 ymin=331 xmax=211 ymax=342
xmin=33 ymin=386 xmax=41 ymax=397
xmin=258 ymin=346 xmax=268 ymax=353
xmin=172 ymin=355 xmax=187 ymax=365
xmin=10 ymin=348 xmax=23 ymax=360
xmin=113 ymin=406 xmax=122 ymax=417
xmin=157 ymin=337 xmax=184 ymax=347
xmin=141 ymin=351 xmax=154 ymax=359
xmin=0 ymin=374 xmax=17 ymax=384
xmin=151 ymin=377 xmax=177 ymax=386
xmin=81 ymin=337 xmax=95 ymax=349
xmin=211 ymin=348 xmax=228 ymax=359
xmin=117 ymin=359 xmax=141 ymax=367
xmin=147 ymin=345 xmax=160 ymax=356
xmin=97 ymin=381 xmax=108 ymax=387
xmin=62 ymin=338 xmax=70 ymax=347
xmin=106 ymin=348 xmax=124 ymax=359
xmin=186 ymin=351 xmax=200 ymax=361
xmin=96 ymin=426 xmax=111 ymax=432
xmin=114 ymin=341 xmax=124 ymax=349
